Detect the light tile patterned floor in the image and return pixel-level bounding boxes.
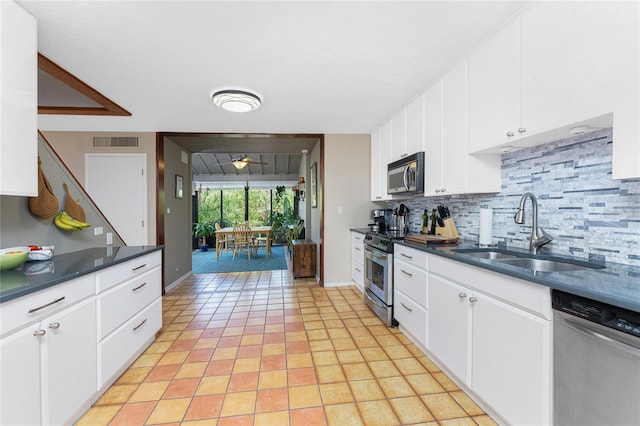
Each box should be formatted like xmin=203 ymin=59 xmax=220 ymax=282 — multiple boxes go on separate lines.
xmin=76 ymin=269 xmax=497 ymax=425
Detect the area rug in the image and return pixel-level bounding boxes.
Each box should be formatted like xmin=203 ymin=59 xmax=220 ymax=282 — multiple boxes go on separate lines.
xmin=192 ymin=245 xmax=288 ymax=274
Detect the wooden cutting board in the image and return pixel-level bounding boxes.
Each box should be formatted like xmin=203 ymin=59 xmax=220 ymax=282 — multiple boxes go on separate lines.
xmin=404 ymin=234 xmax=459 ymax=244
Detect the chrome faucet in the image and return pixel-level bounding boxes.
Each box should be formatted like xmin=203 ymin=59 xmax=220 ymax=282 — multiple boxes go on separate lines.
xmin=514 ymin=192 xmax=553 ymax=254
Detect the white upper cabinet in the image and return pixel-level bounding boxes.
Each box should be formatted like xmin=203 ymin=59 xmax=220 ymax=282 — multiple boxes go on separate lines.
xmin=468 ymin=17 xmax=521 ymax=153
xmin=390 ymin=109 xmax=407 ymax=161
xmin=424 ymin=81 xmax=444 ymax=196
xmin=0 ymin=1 xmax=38 ymax=196
xmin=370 ymin=122 xmax=395 ymax=201
xmin=405 ymin=94 xmax=425 ymax=157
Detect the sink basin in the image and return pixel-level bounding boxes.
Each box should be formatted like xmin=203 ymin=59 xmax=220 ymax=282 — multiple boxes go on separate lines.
xmin=454 ymin=248 xmax=605 ymax=273
xmin=453 ymin=249 xmax=520 ymax=260
xmin=494 ymin=258 xmax=603 ymax=272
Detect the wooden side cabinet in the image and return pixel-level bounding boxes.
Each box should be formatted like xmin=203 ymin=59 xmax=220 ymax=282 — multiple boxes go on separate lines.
xmin=292 ymin=240 xmax=316 ymax=278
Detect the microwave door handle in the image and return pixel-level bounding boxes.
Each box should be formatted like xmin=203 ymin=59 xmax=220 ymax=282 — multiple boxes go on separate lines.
xmin=403 ymin=167 xmax=409 ymax=190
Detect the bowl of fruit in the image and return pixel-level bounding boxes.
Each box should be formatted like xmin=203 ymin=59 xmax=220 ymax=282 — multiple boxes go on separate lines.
xmin=0 ymin=247 xmax=30 ymax=271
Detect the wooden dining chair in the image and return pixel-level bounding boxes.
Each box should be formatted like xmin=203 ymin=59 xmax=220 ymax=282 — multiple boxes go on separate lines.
xmin=232 ymin=223 xmax=254 ymax=260
xmin=253 ymin=233 xmax=271 ymax=258
xmin=215 ymin=222 xmax=231 ymax=254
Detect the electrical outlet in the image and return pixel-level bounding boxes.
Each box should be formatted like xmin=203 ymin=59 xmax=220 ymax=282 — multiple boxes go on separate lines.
xmin=106 ymin=233 xmax=113 ymax=245
xmin=94 ymin=227 xmax=103 ymax=236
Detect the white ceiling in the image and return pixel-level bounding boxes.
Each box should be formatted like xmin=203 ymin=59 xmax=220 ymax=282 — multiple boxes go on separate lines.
xmin=22 ymin=0 xmax=527 ymax=134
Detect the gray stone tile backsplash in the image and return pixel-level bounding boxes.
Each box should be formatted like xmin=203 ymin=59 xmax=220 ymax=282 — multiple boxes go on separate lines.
xmin=389 ymin=128 xmax=640 ymax=266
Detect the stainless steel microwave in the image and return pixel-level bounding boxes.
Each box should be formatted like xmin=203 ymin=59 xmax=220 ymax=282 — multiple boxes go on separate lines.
xmin=387 ymin=152 xmax=425 ymax=195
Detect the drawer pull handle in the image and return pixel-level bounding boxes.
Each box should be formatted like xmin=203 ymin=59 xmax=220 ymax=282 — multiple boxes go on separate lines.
xmin=133 ymin=318 xmax=147 ymax=331
xmin=355 ymin=267 xmax=361 ymax=272
xmin=355 ymin=247 xmax=361 ymax=251
xmin=459 ymin=293 xmax=467 ymax=299
xmin=132 ymin=263 xmax=147 ymax=272
xmin=400 ymin=253 xmax=413 ymax=260
xmin=401 ymin=269 xmax=413 ymax=277
xmin=401 ymin=302 xmax=413 ymax=312
xmin=48 ymin=322 xmax=61 ymax=329
xmin=33 ymin=329 xmax=46 ymax=337
xmin=28 ymin=296 xmax=65 ymax=314
xmin=132 ymin=282 xmax=147 ymax=292
xmin=469 ymin=296 xmax=478 ymax=303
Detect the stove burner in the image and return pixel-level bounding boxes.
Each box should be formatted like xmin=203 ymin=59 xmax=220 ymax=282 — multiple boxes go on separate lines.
xmin=364 ymin=232 xmax=399 ymax=253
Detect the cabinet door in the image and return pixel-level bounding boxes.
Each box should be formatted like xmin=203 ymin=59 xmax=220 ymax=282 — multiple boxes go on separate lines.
xmin=428 ymin=274 xmax=471 ymax=385
xmin=370 ymin=129 xmax=384 ymax=201
xmin=0 ymin=324 xmax=42 ymax=426
xmin=423 ymin=80 xmax=444 ymax=196
xmin=441 ymin=61 xmax=468 ymax=195
xmin=521 ymin=2 xmax=628 ymax=135
xmin=472 ymin=293 xmax=551 ymax=426
xmin=0 ymin=1 xmax=38 ymax=196
xmin=468 ymin=17 xmax=521 ymax=153
xmin=42 ymin=298 xmax=97 ymax=426
xmin=405 ymin=94 xmax=424 ymax=156
xmin=390 ymin=109 xmax=406 ymax=161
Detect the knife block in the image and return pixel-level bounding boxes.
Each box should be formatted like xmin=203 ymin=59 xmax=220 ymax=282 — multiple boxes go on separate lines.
xmin=436 ymin=217 xmax=459 ymax=239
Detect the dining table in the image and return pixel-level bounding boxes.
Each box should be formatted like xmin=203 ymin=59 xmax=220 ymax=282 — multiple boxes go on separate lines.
xmin=214 ymin=225 xmax=273 ymax=261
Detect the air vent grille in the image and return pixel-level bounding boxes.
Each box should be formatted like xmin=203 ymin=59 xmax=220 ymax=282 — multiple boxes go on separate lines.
xmin=93 ymin=136 xmax=139 ymax=147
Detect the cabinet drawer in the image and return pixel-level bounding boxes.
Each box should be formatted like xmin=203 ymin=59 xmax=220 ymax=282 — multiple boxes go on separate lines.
xmin=394 ymin=260 xmax=428 ymax=308
xmin=351 ymin=261 xmax=364 ymax=285
xmin=351 ymin=244 xmax=364 ymax=266
xmin=394 ymin=290 xmax=427 ymax=347
xmin=394 ymin=245 xmax=428 ymax=270
xmin=96 ymin=251 xmax=161 ymax=293
xmin=97 ymin=267 xmax=161 ymax=340
xmin=351 ymin=232 xmax=365 ymax=246
xmin=98 ymin=297 xmax=162 ymax=387
xmin=0 ymin=274 xmax=95 ymax=337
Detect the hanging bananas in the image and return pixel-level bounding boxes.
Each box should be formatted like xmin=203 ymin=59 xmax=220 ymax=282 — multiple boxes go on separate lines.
xmin=53 ymin=210 xmax=91 ymax=231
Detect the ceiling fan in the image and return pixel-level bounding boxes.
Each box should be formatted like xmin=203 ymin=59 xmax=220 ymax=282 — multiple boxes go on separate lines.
xmin=219 ymin=154 xmax=268 ymax=170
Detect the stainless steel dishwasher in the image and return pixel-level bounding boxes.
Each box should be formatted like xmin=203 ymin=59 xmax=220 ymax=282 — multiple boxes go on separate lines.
xmin=553 ymin=290 xmax=640 ymax=426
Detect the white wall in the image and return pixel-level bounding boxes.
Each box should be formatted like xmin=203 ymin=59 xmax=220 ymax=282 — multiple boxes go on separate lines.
xmin=323 ymin=134 xmax=379 ymax=285
xmin=42 ymin=131 xmax=157 ymax=245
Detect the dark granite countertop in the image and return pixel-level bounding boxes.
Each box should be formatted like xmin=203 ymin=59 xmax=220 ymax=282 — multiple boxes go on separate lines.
xmin=395 ymin=239 xmax=640 ymax=313
xmin=350 ymin=228 xmax=371 ymax=235
xmin=0 ymin=246 xmax=164 ymax=304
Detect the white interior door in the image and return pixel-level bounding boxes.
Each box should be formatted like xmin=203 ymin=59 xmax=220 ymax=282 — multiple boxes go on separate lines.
xmin=85 ymin=153 xmax=147 ymax=246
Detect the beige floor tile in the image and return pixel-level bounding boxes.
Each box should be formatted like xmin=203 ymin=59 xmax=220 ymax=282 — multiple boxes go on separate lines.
xmin=439 ymin=417 xmax=480 ymax=426
xmin=128 ymin=381 xmax=170 ymax=402
xmin=360 ymin=347 xmax=389 ymax=362
xmin=450 ymin=390 xmax=486 ymax=416
xmin=319 ymin=382 xmax=354 ymax=405
xmin=195 ymin=375 xmax=230 ymax=395
xmin=220 ymin=391 xmax=257 ymax=417
xmin=432 ymin=371 xmax=460 ymax=391
xmin=175 ymin=362 xmax=208 ymax=379
xmin=349 ymin=379 xmax=386 ymax=402
xmin=232 ymin=357 xmax=261 ymax=373
xmin=368 ymin=360 xmax=401 ymax=378
xmin=473 ymin=414 xmax=500 ymax=426
xmin=343 ymin=362 xmax=374 ymax=381
xmin=258 ymin=370 xmax=288 ymax=389
xmin=336 ymin=349 xmax=365 ymax=364
xmin=131 ymin=353 xmax=162 ymax=368
xmin=421 ymin=393 xmax=468 ymax=420
xmin=114 ymin=367 xmax=152 ymax=385
xmin=287 ymin=352 xmax=313 ymax=368
xmin=331 ymin=337 xmax=357 ymax=350
xmin=378 ymin=376 xmax=416 ymax=398
xmin=383 ymin=344 xmax=413 ymax=360
xmin=74 ymin=405 xmax=121 ymax=425
xmin=94 ymin=384 xmax=138 ymax=405
xmin=261 ymin=343 xmax=286 ymax=356
xmin=405 ymin=373 xmax=446 ymax=395
xmin=325 ymin=403 xmax=364 ymax=426
xmin=158 ymin=351 xmax=190 ymax=365
xmin=254 ymin=410 xmax=290 ymax=426
xmin=358 ymin=400 xmax=400 ymax=426
xmin=316 ymin=365 xmax=346 ymax=384
xmin=146 ymin=397 xmax=190 ymax=424
xmin=327 ymin=328 xmax=351 ymax=339
xmin=393 ymin=357 xmax=428 ymax=375
xmin=389 ymin=396 xmax=434 ymax=424
xmin=313 ymin=350 xmax=339 ymax=366
xmin=288 ymin=384 xmax=322 ymax=409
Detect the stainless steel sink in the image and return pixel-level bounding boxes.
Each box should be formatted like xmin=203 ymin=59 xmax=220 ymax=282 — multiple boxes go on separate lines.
xmin=494 ymin=258 xmax=602 ymax=272
xmin=453 ymin=249 xmax=520 ymax=260
xmin=453 ymin=248 xmax=605 ymax=272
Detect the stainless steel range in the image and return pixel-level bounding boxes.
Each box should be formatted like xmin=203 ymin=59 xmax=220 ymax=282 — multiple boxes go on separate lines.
xmin=363 ymin=232 xmax=398 ymax=327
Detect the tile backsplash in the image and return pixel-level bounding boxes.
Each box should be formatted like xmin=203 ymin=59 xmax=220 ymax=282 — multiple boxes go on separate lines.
xmin=389 ymin=128 xmax=640 ymax=266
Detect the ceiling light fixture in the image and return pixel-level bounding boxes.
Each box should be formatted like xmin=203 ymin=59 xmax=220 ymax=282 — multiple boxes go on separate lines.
xmin=232 ymin=159 xmax=249 ymax=169
xmin=212 ymin=89 xmax=261 ymax=113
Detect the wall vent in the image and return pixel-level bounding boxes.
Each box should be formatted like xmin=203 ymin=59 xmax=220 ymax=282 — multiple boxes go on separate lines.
xmin=93 ymin=136 xmax=139 ymax=147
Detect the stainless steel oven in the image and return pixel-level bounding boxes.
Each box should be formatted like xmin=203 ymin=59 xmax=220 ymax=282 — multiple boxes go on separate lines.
xmin=363 ymin=233 xmax=396 ymax=326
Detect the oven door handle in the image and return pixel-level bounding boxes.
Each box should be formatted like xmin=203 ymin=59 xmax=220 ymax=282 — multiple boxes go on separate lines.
xmin=364 ymin=287 xmax=388 ymax=309
xmin=364 ymin=247 xmax=388 ymax=261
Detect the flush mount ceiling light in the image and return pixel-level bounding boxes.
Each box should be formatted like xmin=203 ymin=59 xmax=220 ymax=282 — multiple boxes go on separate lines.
xmin=211 ymin=89 xmax=261 ymax=113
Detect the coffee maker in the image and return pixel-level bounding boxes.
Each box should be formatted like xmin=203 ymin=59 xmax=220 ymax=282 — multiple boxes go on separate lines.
xmin=370 ymin=209 xmax=387 ymax=233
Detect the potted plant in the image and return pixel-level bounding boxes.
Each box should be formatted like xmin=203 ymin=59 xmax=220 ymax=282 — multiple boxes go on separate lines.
xmin=286 ymin=219 xmax=304 ymax=253
xmin=193 ymin=222 xmax=215 ymax=252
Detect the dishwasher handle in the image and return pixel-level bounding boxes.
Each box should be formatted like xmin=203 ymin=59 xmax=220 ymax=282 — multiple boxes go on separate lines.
xmin=561 ymin=314 xmax=640 ymax=353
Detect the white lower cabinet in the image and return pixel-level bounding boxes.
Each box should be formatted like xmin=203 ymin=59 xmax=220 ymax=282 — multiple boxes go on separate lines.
xmin=350 ymin=232 xmax=365 ymax=290
xmin=428 ymin=256 xmax=551 ymax=426
xmin=0 ymin=288 xmax=96 ymax=426
xmin=393 ymin=245 xmax=428 ymax=348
